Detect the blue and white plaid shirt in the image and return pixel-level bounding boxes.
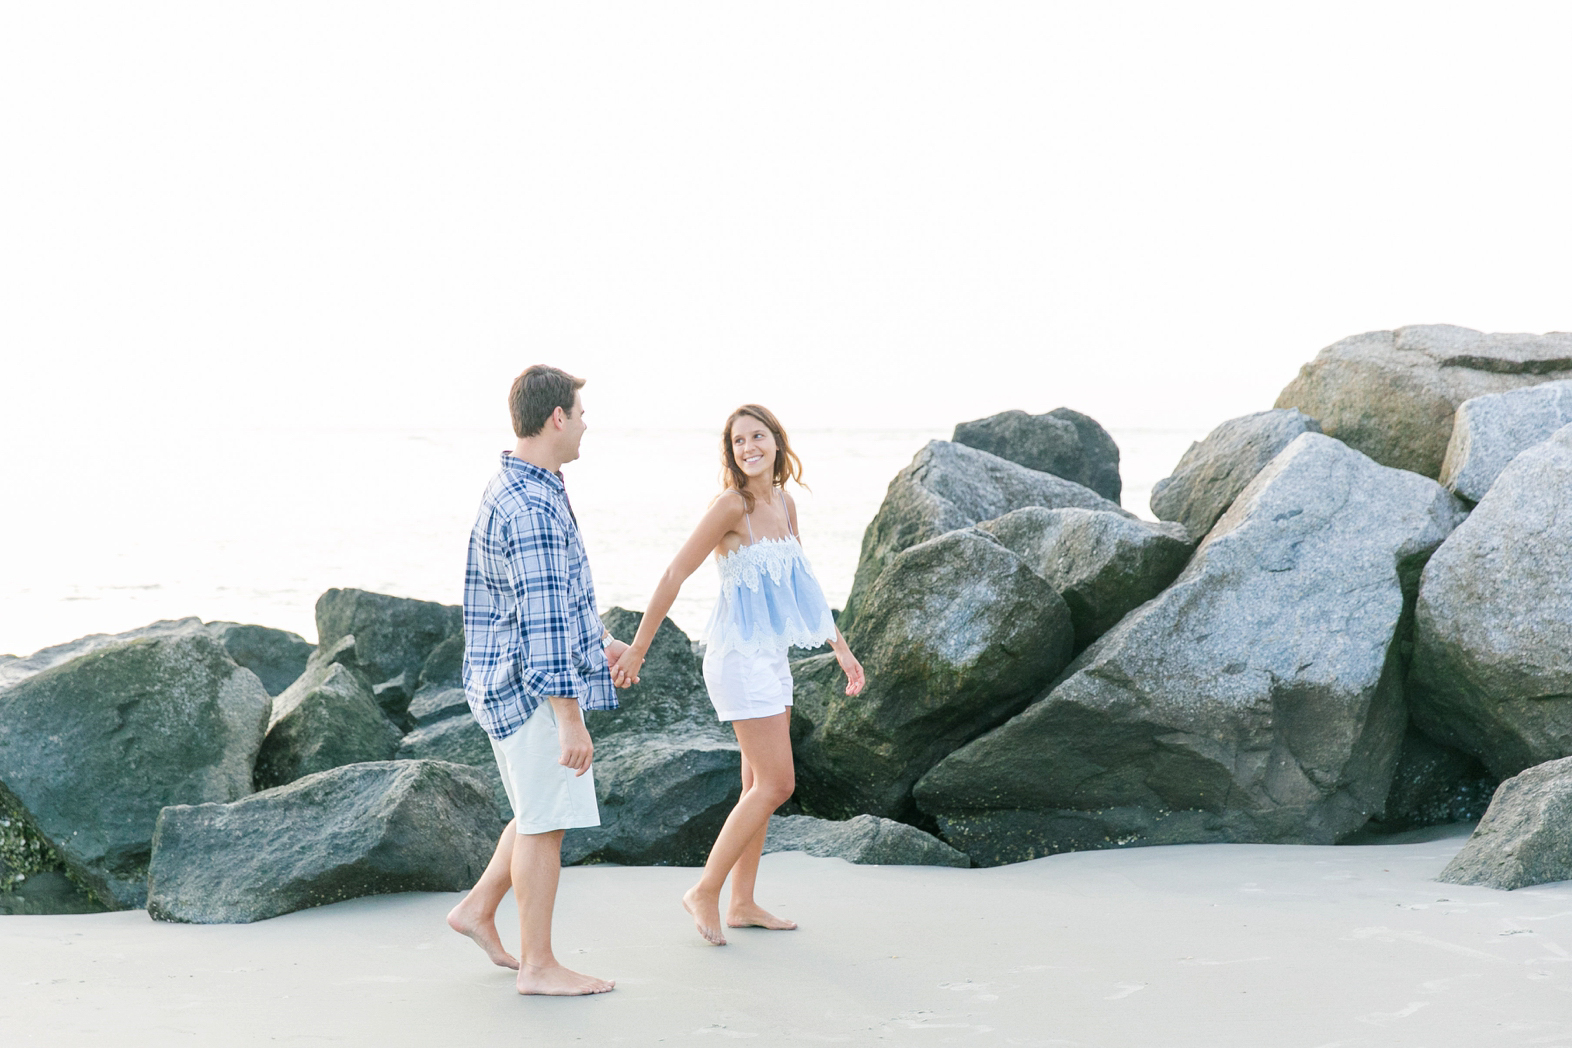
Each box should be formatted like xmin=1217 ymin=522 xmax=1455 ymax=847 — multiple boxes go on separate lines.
xmin=462 ymin=453 xmax=617 ymax=741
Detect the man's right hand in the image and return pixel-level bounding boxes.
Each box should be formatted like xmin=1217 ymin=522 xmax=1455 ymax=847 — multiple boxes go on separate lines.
xmin=550 ymin=697 xmax=594 ymax=776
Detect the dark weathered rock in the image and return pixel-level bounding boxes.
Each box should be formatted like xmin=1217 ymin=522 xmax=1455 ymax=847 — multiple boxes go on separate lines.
xmin=396 ymin=714 xmax=509 ymax=821
xmin=841 ymin=440 xmax=1128 ymax=627
xmin=1 ymin=794 xmax=109 ymax=914
xmin=977 ymin=508 xmax=1192 ymax=651
xmin=0 ymin=870 xmax=108 ymax=915
xmin=1439 ymin=380 xmax=1572 ymax=503
xmin=314 ymin=588 xmax=460 ymax=686
xmin=914 ymin=434 xmax=1467 ymax=867
xmin=1149 ymin=409 xmax=1323 ymax=541
xmin=0 ymin=618 xmax=205 ymax=689
xmin=1438 ymin=757 xmax=1572 ymax=890
xmin=562 ymin=609 xmax=744 ymax=865
xmin=408 ymin=686 xmax=469 ymax=727
xmin=1368 ymin=727 xmax=1497 ymax=833
xmin=204 ymin=622 xmax=314 ymax=697
xmin=1408 ymin=424 xmax=1572 ymax=779
xmin=562 ymin=732 xmax=741 ymax=866
xmin=417 ymin=631 xmax=464 ymax=692
xmin=255 ymin=658 xmax=402 ymax=790
xmin=793 ymin=528 xmax=1075 ymax=822
xmin=1275 ymin=325 xmax=1572 ymax=479
xmin=763 ymin=814 xmax=970 ymax=867
xmin=952 ymin=408 xmax=1121 ymax=501
xmin=371 ymin=672 xmax=416 ymax=731
xmin=147 ymin=760 xmax=499 ymax=923
xmin=0 ymin=631 xmax=270 ymax=907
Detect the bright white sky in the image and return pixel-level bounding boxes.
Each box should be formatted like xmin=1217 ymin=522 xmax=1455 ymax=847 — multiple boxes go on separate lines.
xmin=3 ymin=3 xmax=1570 ymax=443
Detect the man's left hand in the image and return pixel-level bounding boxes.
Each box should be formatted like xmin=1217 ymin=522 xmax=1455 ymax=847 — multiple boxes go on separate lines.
xmin=607 ymin=639 xmax=640 ymax=687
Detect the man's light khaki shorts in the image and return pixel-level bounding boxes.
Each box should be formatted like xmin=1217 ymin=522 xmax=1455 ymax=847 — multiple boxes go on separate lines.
xmin=490 ymin=700 xmax=600 ymax=835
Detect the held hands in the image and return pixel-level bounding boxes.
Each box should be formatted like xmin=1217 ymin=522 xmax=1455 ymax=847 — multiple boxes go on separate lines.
xmin=610 ymin=640 xmax=645 ymax=688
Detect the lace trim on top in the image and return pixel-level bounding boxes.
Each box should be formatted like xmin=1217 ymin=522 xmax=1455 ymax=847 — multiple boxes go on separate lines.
xmin=714 ymin=535 xmax=805 ymax=592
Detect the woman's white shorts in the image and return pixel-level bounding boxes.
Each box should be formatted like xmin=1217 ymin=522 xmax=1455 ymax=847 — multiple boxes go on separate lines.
xmin=489 ymin=700 xmax=601 ymax=835
xmin=702 ymin=646 xmax=794 ymax=722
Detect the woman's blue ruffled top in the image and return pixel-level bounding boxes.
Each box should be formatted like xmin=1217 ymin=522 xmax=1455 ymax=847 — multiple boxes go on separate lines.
xmin=705 ymin=535 xmax=837 ymax=657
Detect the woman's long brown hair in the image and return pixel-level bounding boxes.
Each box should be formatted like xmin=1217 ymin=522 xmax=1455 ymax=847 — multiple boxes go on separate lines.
xmin=720 ymin=404 xmax=804 ymax=512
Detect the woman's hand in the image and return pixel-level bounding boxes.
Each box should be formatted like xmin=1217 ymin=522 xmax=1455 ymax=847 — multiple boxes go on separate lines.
xmin=611 ymin=642 xmax=645 ymax=688
xmin=836 ymin=646 xmax=866 ymax=696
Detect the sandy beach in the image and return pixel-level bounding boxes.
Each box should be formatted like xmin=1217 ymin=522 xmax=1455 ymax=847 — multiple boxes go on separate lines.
xmin=3 ymin=825 xmax=1567 ymax=1047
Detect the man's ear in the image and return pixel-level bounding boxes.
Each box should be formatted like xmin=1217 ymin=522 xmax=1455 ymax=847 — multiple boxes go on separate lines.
xmin=551 ymin=405 xmax=567 ymax=430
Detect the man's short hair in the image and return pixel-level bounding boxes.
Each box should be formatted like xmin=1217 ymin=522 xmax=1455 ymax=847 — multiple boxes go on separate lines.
xmin=509 ymin=365 xmax=585 ymax=438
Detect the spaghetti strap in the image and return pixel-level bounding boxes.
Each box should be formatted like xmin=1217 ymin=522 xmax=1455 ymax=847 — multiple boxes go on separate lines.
xmin=784 ymin=492 xmax=796 ymax=537
xmin=745 ymin=503 xmax=754 ymax=543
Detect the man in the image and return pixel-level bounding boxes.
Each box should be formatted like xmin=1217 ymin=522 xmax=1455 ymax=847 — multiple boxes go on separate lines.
xmin=445 ymin=364 xmax=631 ymax=996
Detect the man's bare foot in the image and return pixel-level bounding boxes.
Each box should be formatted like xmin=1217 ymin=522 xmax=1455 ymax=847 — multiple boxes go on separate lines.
xmin=516 ymin=963 xmax=615 ymax=996
xmin=682 ymin=885 xmax=727 ymax=945
xmin=446 ymin=897 xmax=520 ymax=969
xmin=726 ymin=903 xmax=797 ymax=930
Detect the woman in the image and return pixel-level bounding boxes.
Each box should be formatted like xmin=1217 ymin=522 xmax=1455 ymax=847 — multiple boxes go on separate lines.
xmin=611 ymin=404 xmax=865 ymax=945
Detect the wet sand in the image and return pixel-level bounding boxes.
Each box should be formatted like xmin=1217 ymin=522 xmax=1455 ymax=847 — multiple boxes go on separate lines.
xmin=2 ymin=825 xmax=1568 ymax=1047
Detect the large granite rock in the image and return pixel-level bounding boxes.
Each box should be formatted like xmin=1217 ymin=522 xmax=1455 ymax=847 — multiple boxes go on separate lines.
xmin=563 ymin=609 xmax=743 ymax=866
xmin=396 ymin=714 xmax=508 ymax=821
xmin=1 ymin=796 xmax=108 ymax=915
xmin=763 ymin=814 xmax=970 ymax=867
xmin=1438 ymin=757 xmax=1572 ymax=891
xmin=1275 ymin=325 xmax=1572 ymax=479
xmin=147 ymin=760 xmax=499 ymax=923
xmin=1367 ymin=727 xmax=1497 ymax=833
xmin=977 ymin=508 xmax=1192 ymax=651
xmin=256 ymin=654 xmax=403 ymax=790
xmin=793 ymin=528 xmax=1075 ymax=822
xmin=952 ymin=408 xmax=1121 ymax=501
xmin=1439 ymin=380 xmax=1572 ymax=503
xmin=1408 ymin=424 xmax=1572 ymax=779
xmin=1149 ymin=409 xmax=1323 ymax=541
xmin=314 ymin=588 xmax=460 ymax=687
xmin=203 ymin=622 xmax=314 ymax=696
xmin=914 ymin=434 xmax=1467 ymax=866
xmin=841 ymin=440 xmax=1129 ymax=627
xmin=0 ymin=631 xmax=270 ymax=907
xmin=407 ymin=686 xmax=469 ymax=727
xmin=0 ymin=618 xmax=205 ymax=689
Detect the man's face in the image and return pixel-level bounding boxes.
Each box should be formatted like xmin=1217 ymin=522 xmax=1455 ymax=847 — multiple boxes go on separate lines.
xmin=559 ymin=391 xmax=587 ymax=463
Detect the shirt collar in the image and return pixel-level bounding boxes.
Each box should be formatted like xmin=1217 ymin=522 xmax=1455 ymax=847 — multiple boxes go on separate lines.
xmin=500 ymin=452 xmax=566 ymax=492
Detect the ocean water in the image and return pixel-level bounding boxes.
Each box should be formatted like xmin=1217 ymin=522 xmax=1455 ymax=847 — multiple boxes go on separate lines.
xmin=0 ymin=425 xmax=1203 ymax=657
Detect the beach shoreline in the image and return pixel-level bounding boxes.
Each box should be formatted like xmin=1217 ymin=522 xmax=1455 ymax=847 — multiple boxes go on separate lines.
xmin=3 ymin=826 xmax=1567 ymax=1047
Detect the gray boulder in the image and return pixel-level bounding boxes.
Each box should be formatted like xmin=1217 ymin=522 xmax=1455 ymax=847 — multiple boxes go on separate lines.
xmin=563 ymin=609 xmax=743 ymax=866
xmin=416 ymin=630 xmax=464 ymax=691
xmin=793 ymin=528 xmax=1075 ymax=822
xmin=914 ymin=434 xmax=1467 ymax=867
xmin=1439 ymin=380 xmax=1572 ymax=502
xmin=407 ymin=686 xmax=469 ymax=727
xmin=841 ymin=440 xmax=1129 ymax=627
xmin=203 ymin=622 xmax=314 ymax=697
xmin=1367 ymin=727 xmax=1496 ymax=833
xmin=1149 ymin=409 xmax=1324 ymax=541
xmin=1 ymin=797 xmax=108 ymax=915
xmin=953 ymin=407 xmax=1121 ymax=501
xmin=396 ymin=714 xmax=509 ymax=821
xmin=1275 ymin=325 xmax=1572 ymax=479
xmin=1438 ymin=757 xmax=1572 ymax=891
xmin=255 ymin=647 xmax=402 ymax=790
xmin=763 ymin=814 xmax=970 ymax=867
xmin=1408 ymin=424 xmax=1572 ymax=779
xmin=147 ymin=760 xmax=499 ymax=923
xmin=977 ymin=507 xmax=1192 ymax=651
xmin=0 ymin=631 xmax=270 ymax=907
xmin=314 ymin=588 xmax=460 ymax=687
xmin=0 ymin=617 xmax=205 ymax=689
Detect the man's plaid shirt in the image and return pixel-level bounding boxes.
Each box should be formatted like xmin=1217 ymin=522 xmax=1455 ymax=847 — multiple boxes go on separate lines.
xmin=462 ymin=453 xmax=617 ymax=741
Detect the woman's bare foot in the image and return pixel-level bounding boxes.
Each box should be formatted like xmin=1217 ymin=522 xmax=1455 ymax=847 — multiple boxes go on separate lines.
xmin=682 ymin=885 xmax=728 ymax=945
xmin=446 ymin=898 xmax=520 ymax=969
xmin=726 ymin=903 xmax=797 ymax=930
xmin=516 ymin=963 xmax=615 ymax=996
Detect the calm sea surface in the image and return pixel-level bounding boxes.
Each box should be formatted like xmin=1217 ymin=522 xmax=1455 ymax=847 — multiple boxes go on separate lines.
xmin=0 ymin=426 xmax=1203 ymax=657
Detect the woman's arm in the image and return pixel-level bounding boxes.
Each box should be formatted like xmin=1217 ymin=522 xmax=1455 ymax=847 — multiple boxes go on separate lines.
xmin=612 ymin=491 xmax=745 ymax=684
xmin=785 ymin=492 xmax=865 ymax=697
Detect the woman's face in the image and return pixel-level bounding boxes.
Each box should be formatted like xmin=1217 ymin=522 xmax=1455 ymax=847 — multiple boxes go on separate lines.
xmin=731 ymin=415 xmax=778 ymax=480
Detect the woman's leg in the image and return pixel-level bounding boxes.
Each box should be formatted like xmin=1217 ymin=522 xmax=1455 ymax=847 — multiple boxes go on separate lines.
xmin=725 ymin=717 xmax=796 ymax=930
xmin=683 ymin=711 xmax=795 ymax=944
